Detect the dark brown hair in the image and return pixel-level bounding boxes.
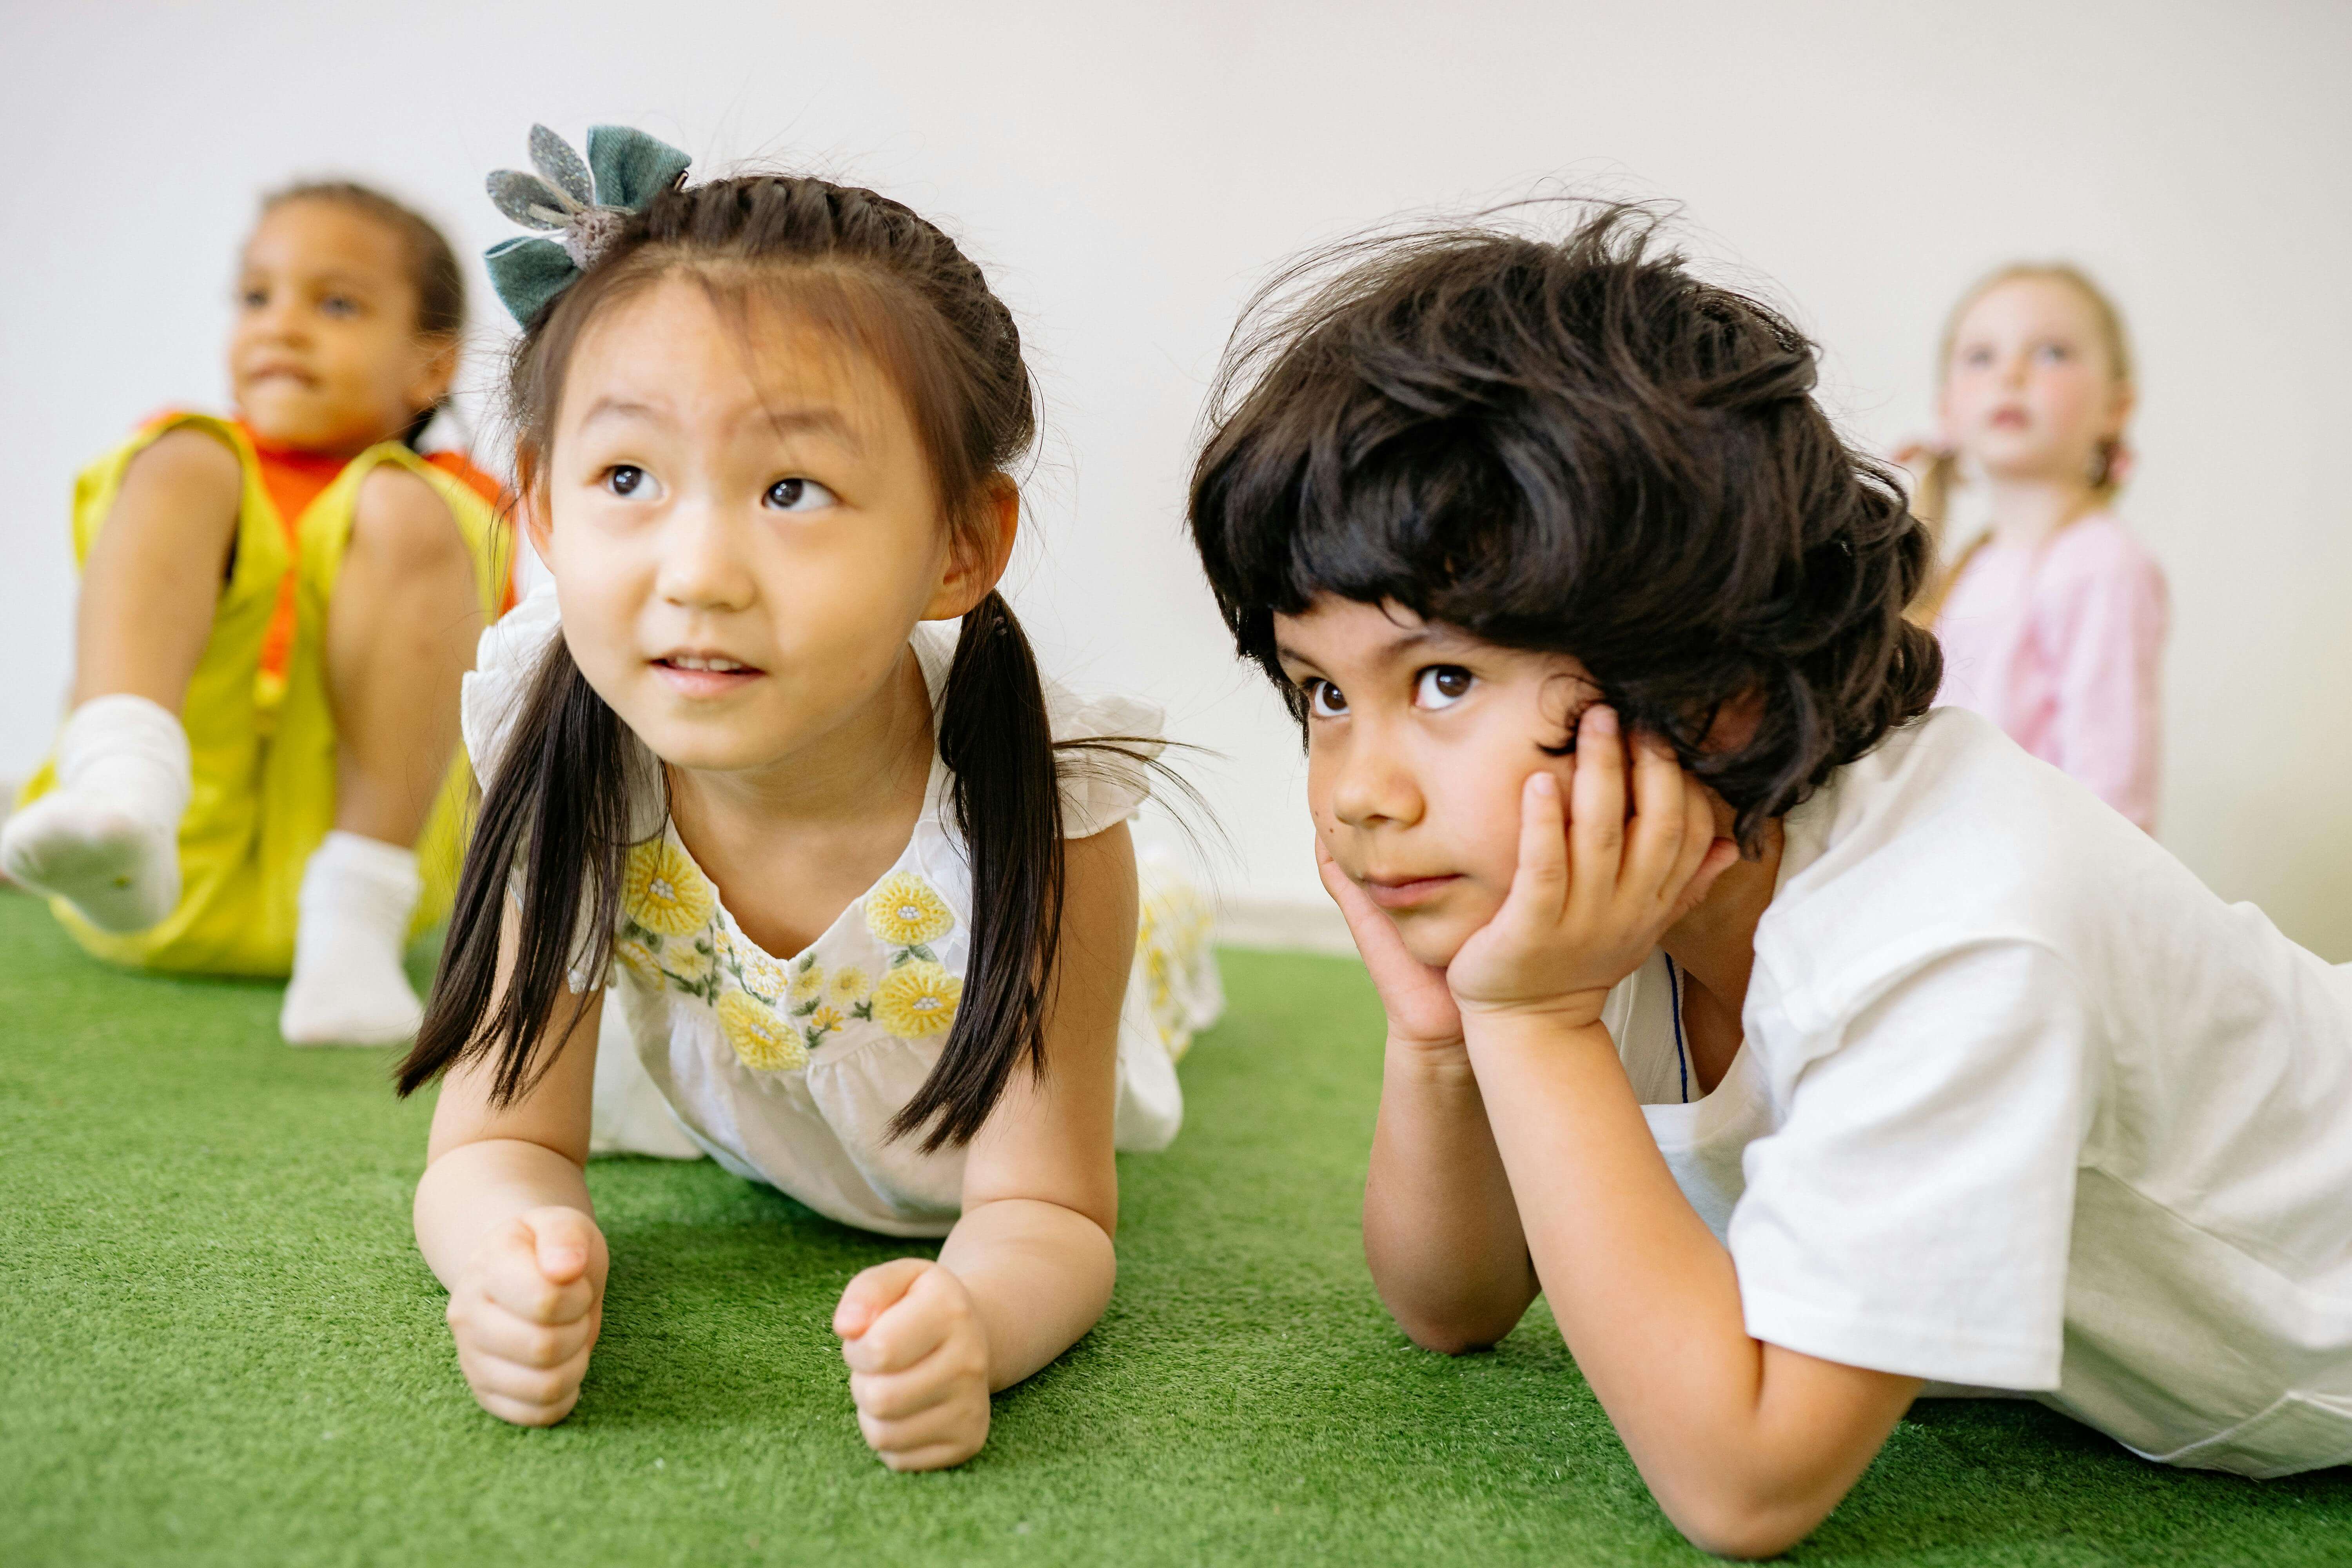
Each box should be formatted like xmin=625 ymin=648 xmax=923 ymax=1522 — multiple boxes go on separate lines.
xmin=261 ymin=180 xmax=466 ymax=448
xmin=398 ymin=172 xmax=1138 ymax=1151
xmin=1188 ymin=204 xmax=1941 ymax=851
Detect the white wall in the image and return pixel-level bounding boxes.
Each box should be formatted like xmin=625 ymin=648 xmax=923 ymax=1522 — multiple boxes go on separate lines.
xmin=5 ymin=0 xmax=2348 ymax=954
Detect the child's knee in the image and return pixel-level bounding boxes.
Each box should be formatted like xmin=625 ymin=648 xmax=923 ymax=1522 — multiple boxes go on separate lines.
xmin=349 ymin=466 xmax=468 ymax=581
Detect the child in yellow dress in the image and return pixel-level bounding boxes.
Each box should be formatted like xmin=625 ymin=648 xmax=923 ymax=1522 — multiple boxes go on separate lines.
xmin=2 ymin=181 xmax=511 ymax=1044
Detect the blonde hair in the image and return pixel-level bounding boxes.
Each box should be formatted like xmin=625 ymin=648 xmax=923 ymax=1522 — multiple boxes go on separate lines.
xmin=1911 ymin=263 xmax=2134 ymax=623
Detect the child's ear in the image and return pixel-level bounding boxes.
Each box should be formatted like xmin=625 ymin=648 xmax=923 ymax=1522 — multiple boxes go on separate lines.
xmin=921 ymin=476 xmax=1019 ymax=621
xmin=514 ymin=453 xmax=554 ymax=562
xmin=2103 ymin=380 xmax=2138 ymax=441
xmin=1701 ymin=689 xmax=1766 ymax=754
xmin=406 ymin=333 xmax=461 ymax=426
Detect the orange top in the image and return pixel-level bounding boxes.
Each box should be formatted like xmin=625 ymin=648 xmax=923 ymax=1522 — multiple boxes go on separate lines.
xmin=138 ymin=412 xmax=515 ymax=691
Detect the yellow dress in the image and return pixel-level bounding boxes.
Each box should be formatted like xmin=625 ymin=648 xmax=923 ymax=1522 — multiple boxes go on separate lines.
xmin=13 ymin=413 xmax=512 ymax=976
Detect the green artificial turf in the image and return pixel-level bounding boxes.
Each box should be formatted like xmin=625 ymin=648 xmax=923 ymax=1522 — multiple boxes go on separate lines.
xmin=4 ymin=886 xmax=2349 ymax=1566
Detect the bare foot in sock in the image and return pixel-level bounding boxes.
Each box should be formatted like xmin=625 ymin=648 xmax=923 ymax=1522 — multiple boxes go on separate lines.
xmin=279 ymin=830 xmax=426 ymax=1047
xmin=0 ymin=789 xmax=182 ymax=933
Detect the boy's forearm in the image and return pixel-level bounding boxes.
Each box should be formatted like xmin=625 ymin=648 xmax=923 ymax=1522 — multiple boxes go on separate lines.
xmin=938 ymin=1196 xmax=1116 ymax=1391
xmin=1463 ymin=1013 xmax=1913 ymax=1556
xmin=413 ymin=1138 xmax=595 ymax=1290
xmin=1363 ymin=1042 xmax=1539 ymax=1351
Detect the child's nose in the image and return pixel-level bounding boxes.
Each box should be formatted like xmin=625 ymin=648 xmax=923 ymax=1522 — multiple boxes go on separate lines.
xmin=656 ymin=503 xmax=757 ymax=612
xmin=1329 ymin=738 xmax=1423 ymax=830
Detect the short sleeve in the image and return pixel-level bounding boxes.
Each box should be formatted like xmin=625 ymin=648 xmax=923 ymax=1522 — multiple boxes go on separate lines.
xmin=1045 ymin=681 xmax=1166 ymax=839
xmin=460 ymin=581 xmax=566 ymax=790
xmin=2047 ymin=540 xmax=2168 ymax=831
xmin=1730 ymin=939 xmax=2095 ymax=1390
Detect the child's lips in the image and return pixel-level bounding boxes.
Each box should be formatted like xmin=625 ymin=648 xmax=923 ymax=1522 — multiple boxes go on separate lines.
xmin=651 ymin=656 xmax=765 ymax=698
xmin=1362 ymin=874 xmax=1460 ymax=911
xmin=243 ymin=363 xmax=318 ymax=390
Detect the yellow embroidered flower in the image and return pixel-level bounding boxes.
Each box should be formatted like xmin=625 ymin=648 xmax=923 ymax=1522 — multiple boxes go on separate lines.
xmin=873 ymin=960 xmax=962 ymax=1038
xmin=864 ymin=872 xmax=953 ymax=947
xmin=739 ymin=947 xmax=790 ymax=1001
xmin=614 ymin=936 xmax=662 ymax=984
xmin=807 ymin=1004 xmax=845 ymax=1034
xmin=719 ymin=990 xmax=806 ymax=1071
xmin=787 ymin=965 xmax=826 ymax=1005
xmin=666 ymin=937 xmax=715 ymax=984
xmin=623 ymin=839 xmax=716 ymax=937
xmin=827 ymin=965 xmax=872 ymax=1006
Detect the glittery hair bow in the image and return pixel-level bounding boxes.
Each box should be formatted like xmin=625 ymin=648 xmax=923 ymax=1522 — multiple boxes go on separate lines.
xmin=483 ymin=124 xmax=692 ymax=324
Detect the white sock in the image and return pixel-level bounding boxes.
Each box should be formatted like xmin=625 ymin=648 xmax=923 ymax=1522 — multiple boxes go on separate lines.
xmin=279 ymin=830 xmax=425 ymax=1047
xmin=0 ymin=694 xmax=191 ymax=933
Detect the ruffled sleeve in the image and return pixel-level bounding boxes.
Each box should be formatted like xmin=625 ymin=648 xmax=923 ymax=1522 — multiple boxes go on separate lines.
xmin=1045 ymin=682 xmax=1166 ymax=839
xmin=906 ymin=621 xmax=1168 ymax=840
xmin=460 ymin=580 xmax=566 ymax=791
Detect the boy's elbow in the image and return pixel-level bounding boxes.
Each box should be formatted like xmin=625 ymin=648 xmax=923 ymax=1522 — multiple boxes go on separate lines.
xmin=1658 ymin=1479 xmax=1837 ymax=1561
xmin=1383 ymin=1296 xmax=1517 ymax=1357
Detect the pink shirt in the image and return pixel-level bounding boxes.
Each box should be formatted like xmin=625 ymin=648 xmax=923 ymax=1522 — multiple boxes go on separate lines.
xmin=1933 ymin=512 xmax=2169 ymax=831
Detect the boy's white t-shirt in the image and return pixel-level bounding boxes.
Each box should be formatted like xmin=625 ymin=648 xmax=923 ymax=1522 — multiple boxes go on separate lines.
xmin=1600 ymin=708 xmax=2352 ymax=1479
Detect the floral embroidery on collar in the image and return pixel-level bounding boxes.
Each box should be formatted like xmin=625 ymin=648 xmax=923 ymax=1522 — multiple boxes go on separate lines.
xmin=614 ymin=835 xmax=964 ymax=1072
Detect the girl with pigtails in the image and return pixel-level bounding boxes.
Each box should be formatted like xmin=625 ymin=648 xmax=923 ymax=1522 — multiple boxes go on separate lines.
xmin=400 ymin=127 xmax=1218 ymax=1467
xmin=1900 ymin=265 xmax=2167 ymax=831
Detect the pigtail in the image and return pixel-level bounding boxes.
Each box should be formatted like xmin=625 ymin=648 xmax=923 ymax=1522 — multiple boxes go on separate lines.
xmin=396 ymin=636 xmax=639 ymax=1105
xmin=1906 ymin=447 xmax=1971 ymax=626
xmin=889 ymin=591 xmax=1063 ymax=1151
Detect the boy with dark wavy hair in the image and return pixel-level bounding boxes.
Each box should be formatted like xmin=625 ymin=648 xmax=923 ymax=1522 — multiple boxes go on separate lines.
xmin=1189 ymin=207 xmax=2352 ymax=1557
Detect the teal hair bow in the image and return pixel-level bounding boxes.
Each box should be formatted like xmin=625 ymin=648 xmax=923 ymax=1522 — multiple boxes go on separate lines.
xmin=483 ymin=124 xmax=692 ymax=324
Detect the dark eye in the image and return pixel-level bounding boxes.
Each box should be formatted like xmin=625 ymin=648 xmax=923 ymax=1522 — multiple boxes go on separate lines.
xmin=765 ymin=476 xmax=838 ymax=512
xmin=606 ymin=465 xmax=646 ymax=496
xmin=1306 ymin=679 xmax=1348 ymax=719
xmin=1416 ymin=666 xmax=1473 ymax=709
xmin=319 ymin=294 xmax=359 ymax=318
xmin=239 ymin=287 xmax=267 ymax=310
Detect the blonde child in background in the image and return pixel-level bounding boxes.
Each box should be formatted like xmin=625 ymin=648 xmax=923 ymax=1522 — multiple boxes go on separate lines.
xmin=399 ymin=127 xmax=1216 ymax=1469
xmin=1902 ymin=265 xmax=2167 ymax=830
xmin=0 ymin=181 xmax=510 ymax=1044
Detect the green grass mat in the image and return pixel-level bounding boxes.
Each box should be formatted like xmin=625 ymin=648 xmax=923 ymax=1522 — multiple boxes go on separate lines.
xmin=3 ymin=886 xmax=2348 ymax=1565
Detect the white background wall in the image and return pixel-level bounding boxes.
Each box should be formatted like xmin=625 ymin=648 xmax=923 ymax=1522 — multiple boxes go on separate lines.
xmin=5 ymin=1 xmax=2349 ymax=954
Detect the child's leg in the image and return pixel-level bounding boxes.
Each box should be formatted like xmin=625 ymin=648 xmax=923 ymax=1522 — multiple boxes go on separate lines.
xmin=0 ymin=430 xmax=238 ymax=930
xmin=280 ymin=466 xmax=485 ymax=1045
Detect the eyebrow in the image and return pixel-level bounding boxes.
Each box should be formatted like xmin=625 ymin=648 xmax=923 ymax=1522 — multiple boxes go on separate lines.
xmin=574 ymin=396 xmax=865 ymax=452
xmin=1275 ymin=621 xmax=1465 ymax=662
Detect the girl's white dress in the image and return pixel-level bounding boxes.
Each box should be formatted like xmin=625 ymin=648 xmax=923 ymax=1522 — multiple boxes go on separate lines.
xmin=461 ymin=586 xmax=1222 ymax=1238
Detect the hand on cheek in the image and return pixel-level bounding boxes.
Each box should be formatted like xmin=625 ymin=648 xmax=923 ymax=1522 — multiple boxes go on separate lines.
xmin=1446 ymin=705 xmax=1740 ymax=1029
xmin=1317 ymin=838 xmax=1466 ymax=1053
xmin=834 ymin=1258 xmax=992 ymax=1471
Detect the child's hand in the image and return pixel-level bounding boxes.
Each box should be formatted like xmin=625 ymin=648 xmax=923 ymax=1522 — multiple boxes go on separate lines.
xmin=445 ymin=1205 xmax=608 ymax=1427
xmin=1448 ymin=705 xmax=1739 ymax=1033
xmin=1889 ymin=437 xmax=1953 ymax=473
xmin=1317 ymin=838 xmax=1465 ymax=1054
xmin=835 ymin=1258 xmax=992 ymax=1471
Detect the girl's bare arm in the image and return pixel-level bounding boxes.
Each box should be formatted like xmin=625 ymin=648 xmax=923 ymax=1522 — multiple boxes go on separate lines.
xmin=832 ymin=823 xmax=1135 ymax=1469
xmin=412 ymin=901 xmax=608 ymax=1426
